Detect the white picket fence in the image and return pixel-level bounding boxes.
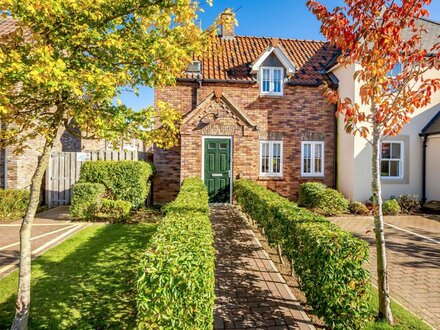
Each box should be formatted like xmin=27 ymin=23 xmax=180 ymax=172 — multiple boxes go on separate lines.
xmin=46 ymin=151 xmax=146 ymax=207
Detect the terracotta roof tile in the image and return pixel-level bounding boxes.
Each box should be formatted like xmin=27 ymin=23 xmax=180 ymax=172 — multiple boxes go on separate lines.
xmin=184 ymin=35 xmax=339 ymax=86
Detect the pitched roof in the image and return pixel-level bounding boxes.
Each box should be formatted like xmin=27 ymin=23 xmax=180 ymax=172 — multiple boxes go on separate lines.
xmin=0 ymin=17 xmax=32 ymax=40
xmin=0 ymin=17 xmax=19 ymax=36
xmin=421 ymin=110 xmax=440 ymax=136
xmin=402 ymin=18 xmax=440 ymax=53
xmin=183 ymin=36 xmax=338 ymax=86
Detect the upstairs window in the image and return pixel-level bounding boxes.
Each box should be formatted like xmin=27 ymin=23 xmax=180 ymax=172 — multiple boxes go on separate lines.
xmin=187 ymin=61 xmax=201 ymax=74
xmin=301 ymin=141 xmax=324 ymax=176
xmin=381 ymin=141 xmax=403 ymax=179
xmin=260 ymin=141 xmax=283 ymax=176
xmin=260 ymin=67 xmax=284 ymax=96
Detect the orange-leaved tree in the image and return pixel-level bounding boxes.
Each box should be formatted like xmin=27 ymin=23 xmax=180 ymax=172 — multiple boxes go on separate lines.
xmin=307 ymin=0 xmax=440 ymax=324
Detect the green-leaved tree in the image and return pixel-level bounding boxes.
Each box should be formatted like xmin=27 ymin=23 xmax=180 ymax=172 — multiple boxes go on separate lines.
xmin=0 ymin=1 xmax=222 ymax=328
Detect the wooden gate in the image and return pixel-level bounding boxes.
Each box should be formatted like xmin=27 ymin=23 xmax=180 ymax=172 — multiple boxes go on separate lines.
xmin=46 ymin=151 xmax=146 ymax=207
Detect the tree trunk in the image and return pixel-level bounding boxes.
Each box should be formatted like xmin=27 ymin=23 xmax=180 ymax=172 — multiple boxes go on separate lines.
xmin=11 ymin=133 xmax=57 ymax=330
xmin=372 ymin=120 xmax=394 ymax=324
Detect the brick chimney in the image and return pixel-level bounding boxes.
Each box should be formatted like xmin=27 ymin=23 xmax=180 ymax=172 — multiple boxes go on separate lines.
xmin=219 ymin=9 xmax=235 ymax=40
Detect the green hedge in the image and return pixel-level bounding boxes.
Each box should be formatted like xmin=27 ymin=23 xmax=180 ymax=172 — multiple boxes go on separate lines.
xmin=0 ymin=189 xmax=30 ymax=222
xmin=96 ymin=198 xmax=132 ymax=222
xmin=70 ymin=183 xmax=105 ymax=220
xmin=298 ymin=182 xmax=349 ymax=216
xmin=235 ymin=179 xmax=371 ymax=329
xmin=136 ymin=177 xmax=215 ymax=329
xmin=79 ymin=160 xmax=153 ymax=209
xmin=382 ymin=199 xmax=400 ymax=215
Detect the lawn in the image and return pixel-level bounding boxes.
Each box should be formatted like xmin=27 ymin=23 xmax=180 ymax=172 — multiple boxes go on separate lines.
xmin=0 ymin=223 xmax=157 ymax=329
xmin=366 ymin=290 xmax=432 ymax=330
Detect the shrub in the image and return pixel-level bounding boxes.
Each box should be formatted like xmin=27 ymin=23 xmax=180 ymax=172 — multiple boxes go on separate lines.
xmin=397 ymin=194 xmax=421 ymax=214
xmin=235 ymin=179 xmax=371 ymax=329
xmin=79 ymin=161 xmax=153 ymax=209
xmin=298 ymin=182 xmax=349 ymax=216
xmin=382 ymin=199 xmax=401 ymax=215
xmin=0 ymin=189 xmax=30 ymax=222
xmin=349 ymin=201 xmax=370 ymax=215
xmin=96 ymin=198 xmax=132 ymax=222
xmin=70 ymin=183 xmax=105 ymax=220
xmin=136 ymin=177 xmax=215 ymax=329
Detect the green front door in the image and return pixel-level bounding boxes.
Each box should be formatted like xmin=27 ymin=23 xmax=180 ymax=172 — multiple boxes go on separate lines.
xmin=204 ymin=138 xmax=231 ymax=203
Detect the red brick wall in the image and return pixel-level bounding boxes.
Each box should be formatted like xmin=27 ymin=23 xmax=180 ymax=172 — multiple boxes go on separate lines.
xmin=154 ymin=81 xmax=335 ymax=203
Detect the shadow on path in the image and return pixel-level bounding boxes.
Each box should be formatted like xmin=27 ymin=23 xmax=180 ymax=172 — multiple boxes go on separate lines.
xmin=211 ymin=206 xmax=313 ymax=330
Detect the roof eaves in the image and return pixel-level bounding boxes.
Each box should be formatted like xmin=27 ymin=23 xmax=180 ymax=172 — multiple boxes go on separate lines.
xmin=421 ymin=110 xmax=440 ymax=135
xmin=250 ymin=46 xmax=296 ymax=76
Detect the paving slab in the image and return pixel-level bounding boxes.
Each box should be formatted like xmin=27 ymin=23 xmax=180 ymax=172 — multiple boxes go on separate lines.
xmin=330 ymin=215 xmax=440 ymax=329
xmin=0 ymin=206 xmax=87 ymax=278
xmin=211 ymin=205 xmax=314 ymax=330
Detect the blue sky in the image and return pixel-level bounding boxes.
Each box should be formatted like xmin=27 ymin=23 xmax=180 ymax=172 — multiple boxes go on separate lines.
xmin=119 ymin=0 xmax=440 ymax=110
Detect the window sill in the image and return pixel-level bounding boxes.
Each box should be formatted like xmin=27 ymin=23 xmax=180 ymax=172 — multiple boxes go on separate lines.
xmin=258 ymin=176 xmax=284 ymax=181
xmin=300 ymin=174 xmax=325 ymax=179
xmin=381 ymin=177 xmax=408 ymax=185
xmin=259 ymin=94 xmax=284 ymax=98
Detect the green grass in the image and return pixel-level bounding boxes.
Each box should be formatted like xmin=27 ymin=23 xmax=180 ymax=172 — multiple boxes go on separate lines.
xmin=365 ymin=289 xmax=432 ymax=329
xmin=0 ymin=223 xmax=157 ymax=329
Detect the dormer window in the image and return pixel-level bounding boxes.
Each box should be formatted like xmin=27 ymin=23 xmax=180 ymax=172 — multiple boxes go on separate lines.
xmin=261 ymin=67 xmax=284 ymax=96
xmin=187 ymin=61 xmax=201 ymax=74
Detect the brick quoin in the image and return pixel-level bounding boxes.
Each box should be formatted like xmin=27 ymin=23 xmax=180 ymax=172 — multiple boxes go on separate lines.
xmin=153 ymin=81 xmax=336 ymax=204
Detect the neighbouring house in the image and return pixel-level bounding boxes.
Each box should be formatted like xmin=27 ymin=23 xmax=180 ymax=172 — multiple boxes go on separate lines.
xmin=153 ymin=10 xmax=340 ymax=203
xmin=331 ymin=18 xmax=440 ymax=204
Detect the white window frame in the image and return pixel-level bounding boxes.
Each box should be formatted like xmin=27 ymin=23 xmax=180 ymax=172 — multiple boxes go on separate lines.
xmin=380 ymin=141 xmax=404 ymax=179
xmin=260 ymin=67 xmax=284 ymax=96
xmin=259 ymin=141 xmax=283 ymax=177
xmin=301 ymin=141 xmax=325 ymax=177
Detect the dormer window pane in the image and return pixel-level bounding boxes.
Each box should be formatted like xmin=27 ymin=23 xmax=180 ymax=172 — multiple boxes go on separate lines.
xmin=260 ymin=67 xmax=284 ymax=96
xmin=273 ymin=68 xmax=282 ymax=93
xmin=262 ymin=68 xmax=271 ymax=92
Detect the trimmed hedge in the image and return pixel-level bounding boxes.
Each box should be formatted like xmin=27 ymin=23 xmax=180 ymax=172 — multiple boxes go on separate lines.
xmin=382 ymin=199 xmax=401 ymax=215
xmin=79 ymin=160 xmax=153 ymax=209
xmin=136 ymin=177 xmax=215 ymax=329
xmin=349 ymin=201 xmax=370 ymax=215
xmin=298 ymin=182 xmax=349 ymax=216
xmin=235 ymin=179 xmax=371 ymax=329
xmin=0 ymin=189 xmax=30 ymax=222
xmin=96 ymin=198 xmax=131 ymax=222
xmin=70 ymin=183 xmax=105 ymax=220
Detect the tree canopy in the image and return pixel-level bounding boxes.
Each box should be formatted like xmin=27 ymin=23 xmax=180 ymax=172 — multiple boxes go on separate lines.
xmin=0 ymin=0 xmax=219 ymax=150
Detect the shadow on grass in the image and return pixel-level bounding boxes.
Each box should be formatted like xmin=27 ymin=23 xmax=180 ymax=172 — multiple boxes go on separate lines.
xmin=0 ymin=224 xmax=157 ymax=329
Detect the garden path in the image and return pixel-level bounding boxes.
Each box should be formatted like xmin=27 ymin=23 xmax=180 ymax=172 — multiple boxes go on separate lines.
xmin=211 ymin=205 xmax=314 ymax=330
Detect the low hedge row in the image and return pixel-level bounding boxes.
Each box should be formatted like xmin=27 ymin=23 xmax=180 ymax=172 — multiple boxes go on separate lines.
xmin=70 ymin=183 xmax=105 ymax=220
xmin=96 ymin=198 xmax=131 ymax=221
xmin=235 ymin=179 xmax=371 ymax=329
xmin=0 ymin=189 xmax=30 ymax=222
xmin=298 ymin=182 xmax=349 ymax=216
xmin=70 ymin=183 xmax=131 ymax=222
xmin=79 ymin=160 xmax=153 ymax=209
xmin=136 ymin=177 xmax=215 ymax=329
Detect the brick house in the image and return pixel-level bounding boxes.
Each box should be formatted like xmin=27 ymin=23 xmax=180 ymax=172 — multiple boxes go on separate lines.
xmin=153 ymin=11 xmax=340 ymax=204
